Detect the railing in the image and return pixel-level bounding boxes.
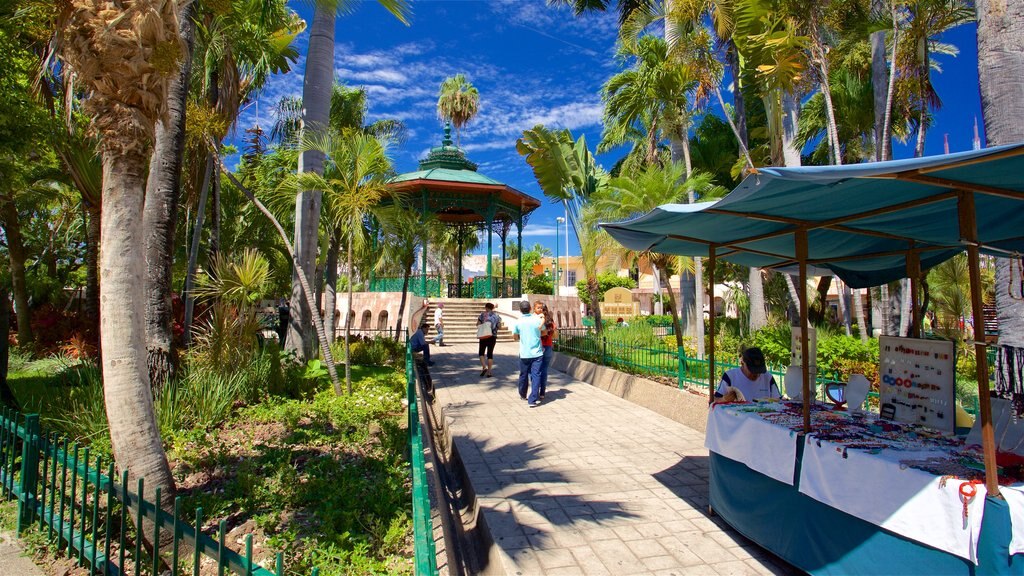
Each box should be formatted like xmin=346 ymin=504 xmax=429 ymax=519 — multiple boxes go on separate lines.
xmin=369 ymin=276 xmax=442 ymax=298
xmin=334 ymin=327 xmax=400 ymax=341
xmin=471 ymin=276 xmax=520 ymax=299
xmin=554 ymin=328 xmax=865 ymax=407
xmin=447 ymin=282 xmax=473 ymax=298
xmin=0 ymin=409 xmax=305 ymax=576
xmin=406 ymin=336 xmax=438 ymax=576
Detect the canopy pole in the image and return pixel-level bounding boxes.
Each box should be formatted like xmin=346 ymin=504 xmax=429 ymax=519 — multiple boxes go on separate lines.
xmin=958 ymin=190 xmax=999 ymax=497
xmin=907 ymin=250 xmax=921 ymax=339
xmin=708 ymin=246 xmax=717 ymax=403
xmin=796 ymin=229 xmax=811 ymax=434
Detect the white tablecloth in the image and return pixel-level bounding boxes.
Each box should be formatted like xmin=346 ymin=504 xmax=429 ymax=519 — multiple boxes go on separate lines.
xmin=705 ymin=404 xmax=799 ymax=485
xmin=799 ymin=436 xmax=987 ymax=563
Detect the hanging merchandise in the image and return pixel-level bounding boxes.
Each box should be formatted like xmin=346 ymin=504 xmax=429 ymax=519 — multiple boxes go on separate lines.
xmin=995 ymin=345 xmax=1024 ymax=417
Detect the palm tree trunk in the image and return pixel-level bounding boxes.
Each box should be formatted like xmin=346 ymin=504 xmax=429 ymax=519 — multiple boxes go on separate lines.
xmin=288 ymin=6 xmax=335 ymax=360
xmin=84 ymin=205 xmax=101 ymax=342
xmin=324 ymin=231 xmax=340 ymax=343
xmin=836 ymin=278 xmax=851 ymax=336
xmin=899 ymin=278 xmax=912 ymax=336
xmin=143 ymin=1 xmax=194 ymax=389
xmin=217 ymin=159 xmax=342 ymax=393
xmin=661 ymin=263 xmax=686 ymax=353
xmin=815 ymin=55 xmax=843 ymax=166
xmin=209 ymin=161 xmax=221 ymax=261
xmin=728 ymin=41 xmax=749 ymax=148
xmin=345 ymin=234 xmax=353 ymax=395
xmin=978 ymin=0 xmax=1024 ymax=348
xmin=714 ymin=86 xmax=754 ymax=170
xmin=0 ymin=195 xmax=32 ymax=346
xmin=782 ymin=90 xmax=802 ymax=167
xmin=881 ymin=13 xmax=901 ymax=161
xmin=98 ymin=149 xmax=175 ymax=516
xmin=880 ymin=284 xmax=892 ymax=336
xmin=852 ymin=287 xmax=869 ymax=342
xmin=395 ymin=269 xmax=411 ymax=336
xmin=0 ymin=286 xmax=20 ymax=410
xmin=871 ymin=0 xmax=889 ymax=161
xmin=182 ymin=154 xmax=213 ymax=346
xmin=749 ymin=267 xmax=768 ymax=332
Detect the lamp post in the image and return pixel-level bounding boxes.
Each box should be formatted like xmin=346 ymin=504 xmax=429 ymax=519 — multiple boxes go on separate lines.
xmin=555 ymin=217 xmax=563 ymax=297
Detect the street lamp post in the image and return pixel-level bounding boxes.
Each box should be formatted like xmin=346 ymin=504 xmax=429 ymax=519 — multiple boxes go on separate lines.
xmin=554 ymin=217 xmax=562 ymax=297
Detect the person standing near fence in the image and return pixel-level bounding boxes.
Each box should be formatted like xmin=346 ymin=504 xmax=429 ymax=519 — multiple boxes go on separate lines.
xmin=477 ymin=303 xmax=500 ymax=377
xmin=537 ymin=301 xmax=557 ymax=399
xmin=431 ymin=303 xmax=445 ymax=346
xmin=513 ymin=301 xmax=545 ymax=407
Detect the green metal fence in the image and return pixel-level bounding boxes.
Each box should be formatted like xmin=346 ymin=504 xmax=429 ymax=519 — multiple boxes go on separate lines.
xmin=406 ymin=339 xmax=438 ymax=576
xmin=555 ymin=328 xmax=860 ymax=405
xmin=0 ymin=408 xmax=308 ymax=576
xmin=369 ymin=276 xmax=442 ymax=297
xmin=0 ymin=351 xmax=439 ymax=575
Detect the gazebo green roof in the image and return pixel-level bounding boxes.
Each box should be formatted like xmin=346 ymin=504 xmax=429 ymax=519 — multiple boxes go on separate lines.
xmin=387 ymin=124 xmax=541 ymax=225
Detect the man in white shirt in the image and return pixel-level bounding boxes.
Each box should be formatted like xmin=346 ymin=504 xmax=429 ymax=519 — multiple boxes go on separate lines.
xmin=431 ymin=303 xmax=445 ymax=346
xmin=714 ymin=347 xmax=780 ymax=403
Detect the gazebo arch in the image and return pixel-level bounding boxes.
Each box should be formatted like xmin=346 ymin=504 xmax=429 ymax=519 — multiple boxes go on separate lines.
xmin=370 ymin=124 xmax=541 ymax=299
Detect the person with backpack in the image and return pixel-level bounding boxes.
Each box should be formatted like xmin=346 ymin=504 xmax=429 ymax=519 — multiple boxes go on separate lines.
xmin=537 ymin=301 xmax=557 ymax=399
xmin=477 ymin=302 xmax=500 ymax=377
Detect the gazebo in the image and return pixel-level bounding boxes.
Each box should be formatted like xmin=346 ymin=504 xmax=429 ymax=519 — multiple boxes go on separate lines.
xmin=370 ymin=125 xmax=541 ymax=298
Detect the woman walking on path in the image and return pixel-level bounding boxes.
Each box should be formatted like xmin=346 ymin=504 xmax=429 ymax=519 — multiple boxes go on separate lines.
xmin=477 ymin=302 xmax=500 ymax=377
xmin=536 ymin=301 xmax=557 ymax=399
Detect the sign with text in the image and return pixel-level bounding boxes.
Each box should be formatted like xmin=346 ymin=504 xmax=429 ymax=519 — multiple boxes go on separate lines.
xmin=878 ymin=336 xmax=955 ymax=434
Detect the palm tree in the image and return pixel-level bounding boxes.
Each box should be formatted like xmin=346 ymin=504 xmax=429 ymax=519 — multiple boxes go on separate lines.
xmin=896 ymin=0 xmax=974 ymax=157
xmin=288 ymin=0 xmax=410 ymax=361
xmin=977 ymin=0 xmax=1024 ymax=350
xmin=595 ymin=163 xmax=726 ymax=351
xmin=288 ymin=129 xmax=394 ymax=395
xmin=436 ymin=74 xmax=480 ymax=147
xmin=58 ymin=0 xmax=180 ymax=518
xmin=375 ymin=205 xmax=435 ymax=336
xmin=517 ymin=125 xmax=612 ymax=331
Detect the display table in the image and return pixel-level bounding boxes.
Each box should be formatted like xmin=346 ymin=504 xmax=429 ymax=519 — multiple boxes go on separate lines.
xmin=706 ymin=402 xmax=1024 ymax=575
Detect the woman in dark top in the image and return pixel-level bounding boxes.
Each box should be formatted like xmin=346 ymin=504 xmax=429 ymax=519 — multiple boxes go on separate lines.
xmin=477 ymin=303 xmax=500 ymax=377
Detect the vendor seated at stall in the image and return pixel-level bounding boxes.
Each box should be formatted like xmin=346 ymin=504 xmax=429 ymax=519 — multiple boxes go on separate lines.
xmin=714 ymin=347 xmax=781 ymax=403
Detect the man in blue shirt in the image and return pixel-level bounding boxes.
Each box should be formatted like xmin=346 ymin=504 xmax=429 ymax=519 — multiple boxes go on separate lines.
xmin=409 ymin=323 xmax=434 ymax=366
xmin=512 ymin=300 xmax=545 ymax=406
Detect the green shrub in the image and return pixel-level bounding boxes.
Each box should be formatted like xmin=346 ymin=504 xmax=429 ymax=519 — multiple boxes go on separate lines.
xmin=332 ymin=337 xmax=403 ymax=368
xmin=747 ymin=323 xmax=791 ymax=367
xmin=7 ymin=346 xmax=33 ymax=373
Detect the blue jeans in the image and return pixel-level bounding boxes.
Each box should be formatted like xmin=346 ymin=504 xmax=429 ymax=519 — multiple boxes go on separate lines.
xmin=540 ymin=345 xmax=553 ymax=396
xmin=518 ymin=355 xmax=543 ymax=403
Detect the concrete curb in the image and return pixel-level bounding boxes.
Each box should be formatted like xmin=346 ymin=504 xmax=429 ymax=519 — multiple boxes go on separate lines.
xmin=550 ymin=352 xmax=711 ymax=433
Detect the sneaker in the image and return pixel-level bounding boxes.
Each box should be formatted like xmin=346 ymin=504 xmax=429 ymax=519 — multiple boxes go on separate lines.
xmin=519 ymin=394 xmax=527 ymax=400
xmin=480 ymin=369 xmax=487 ymax=377
xmin=486 ymin=371 xmax=493 ymax=377
xmin=530 ymin=400 xmax=542 ymax=407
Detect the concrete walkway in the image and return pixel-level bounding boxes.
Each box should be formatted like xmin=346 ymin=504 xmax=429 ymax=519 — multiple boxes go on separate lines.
xmin=428 ymin=341 xmax=799 ymax=576
xmin=0 ymin=531 xmax=44 ymax=576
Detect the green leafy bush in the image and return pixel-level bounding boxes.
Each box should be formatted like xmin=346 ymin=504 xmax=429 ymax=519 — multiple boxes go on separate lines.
xmin=332 ymin=337 xmax=403 ymax=368
xmin=575 ymin=273 xmax=637 ymax=307
xmin=747 ymin=323 xmax=792 ymax=367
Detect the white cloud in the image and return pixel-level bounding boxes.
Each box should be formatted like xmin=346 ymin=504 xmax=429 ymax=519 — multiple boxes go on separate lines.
xmin=337 ymin=67 xmax=408 ymax=84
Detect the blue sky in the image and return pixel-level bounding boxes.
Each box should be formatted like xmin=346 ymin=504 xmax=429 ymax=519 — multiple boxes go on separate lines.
xmin=235 ymin=0 xmax=985 ymax=259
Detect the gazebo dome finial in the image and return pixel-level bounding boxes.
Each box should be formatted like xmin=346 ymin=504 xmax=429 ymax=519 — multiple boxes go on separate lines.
xmin=442 ymin=122 xmax=453 ymax=147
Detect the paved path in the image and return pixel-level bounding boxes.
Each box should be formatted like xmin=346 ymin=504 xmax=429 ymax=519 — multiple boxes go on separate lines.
xmin=429 ymin=341 xmax=799 ymax=576
xmin=0 ymin=531 xmax=44 ymax=576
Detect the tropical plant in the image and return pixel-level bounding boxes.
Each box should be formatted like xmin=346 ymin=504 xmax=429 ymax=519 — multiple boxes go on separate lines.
xmin=436 ymin=74 xmax=480 ymax=146
xmin=56 ymin=0 xmax=182 ymax=521
xmin=517 ymin=125 xmax=613 ymax=331
xmin=287 ymin=0 xmax=410 ymax=361
xmin=374 ymin=205 xmax=435 ymax=336
xmin=286 ymin=129 xmax=394 ymax=395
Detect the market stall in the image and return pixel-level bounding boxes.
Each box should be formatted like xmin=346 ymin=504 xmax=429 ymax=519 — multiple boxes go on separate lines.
xmin=601 ymin=143 xmax=1024 ymax=574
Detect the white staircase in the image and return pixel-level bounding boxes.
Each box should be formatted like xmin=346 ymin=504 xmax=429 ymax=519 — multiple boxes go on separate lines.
xmin=424 ymin=299 xmax=515 ymax=345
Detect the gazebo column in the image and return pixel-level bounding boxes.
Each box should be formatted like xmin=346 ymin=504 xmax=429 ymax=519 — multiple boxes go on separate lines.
xmin=457 ymin=225 xmax=464 ymax=297
xmin=958 ymin=190 xmax=999 ymax=496
xmin=421 ymin=191 xmax=428 ymax=297
xmin=486 ymin=210 xmax=495 ymax=299
xmin=516 ymin=215 xmax=523 ymax=298
xmin=501 ymin=227 xmax=508 ymax=298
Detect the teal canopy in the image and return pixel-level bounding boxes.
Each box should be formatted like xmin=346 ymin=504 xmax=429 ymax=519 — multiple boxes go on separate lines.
xmin=601 ymin=143 xmax=1024 ymax=288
